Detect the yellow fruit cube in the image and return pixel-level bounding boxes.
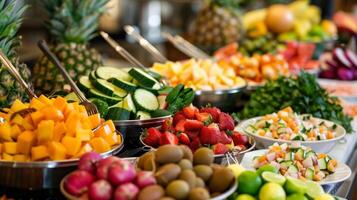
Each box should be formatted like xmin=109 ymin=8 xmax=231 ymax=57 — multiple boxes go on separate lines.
xmin=73 ymin=143 xmax=93 ymax=158
xmin=22 ymin=119 xmax=34 ymax=131
xmin=14 ymin=154 xmax=28 ymax=162
xmin=0 ymin=123 xmax=13 ymax=141
xmin=90 ymin=137 xmax=110 ymax=153
xmin=2 ymin=153 xmax=13 ymax=161
xmin=43 ymin=107 xmax=64 ymax=121
xmin=37 ymin=120 xmax=54 ymax=144
xmin=31 ymin=145 xmax=49 ymax=161
xmin=30 ymin=111 xmax=45 ymax=126
xmin=61 ymin=136 xmax=81 ymax=156
xmin=38 ymin=95 xmax=52 ymax=105
xmin=76 ymin=129 xmax=91 ymax=142
xmin=81 ymin=118 xmax=93 ymax=130
xmin=53 ymin=122 xmax=67 ymax=142
xmin=10 ymin=99 xmax=28 ymax=112
xmin=11 ymin=115 xmax=24 ymax=126
xmin=65 ymin=112 xmax=81 ymax=136
xmin=103 ymin=132 xmax=119 ymax=146
xmin=11 ymin=124 xmax=22 ymax=139
xmin=117 ymin=134 xmax=122 ymax=145
xmin=104 ymin=120 xmax=116 ymax=133
xmin=48 ymin=142 xmax=67 ymax=160
xmin=52 ymin=96 xmax=67 ymax=112
xmin=17 ymin=131 xmax=35 ymax=155
xmin=3 ymin=142 xmax=17 ymax=154
xmin=30 ymin=98 xmax=46 ymax=110
xmin=0 ymin=143 xmax=2 ymax=154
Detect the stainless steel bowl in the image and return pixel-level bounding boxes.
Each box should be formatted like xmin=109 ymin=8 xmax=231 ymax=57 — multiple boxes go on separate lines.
xmin=0 ymin=133 xmax=124 ymax=189
xmin=193 ymin=84 xmax=247 ymax=112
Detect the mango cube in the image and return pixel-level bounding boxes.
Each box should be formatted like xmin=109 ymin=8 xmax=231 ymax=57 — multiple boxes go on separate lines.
xmin=90 ymin=137 xmax=110 ymax=153
xmin=37 ymin=120 xmax=54 ymax=144
xmin=17 ymin=131 xmax=35 ymax=155
xmin=94 ymin=124 xmax=112 ymax=137
xmin=3 ymin=142 xmax=17 ymax=154
xmin=61 ymin=136 xmax=81 ymax=156
xmin=30 ymin=111 xmax=45 ymax=125
xmin=31 ymin=145 xmax=49 ymax=161
xmin=104 ymin=120 xmax=116 ymax=132
xmin=65 ymin=112 xmax=81 ymax=136
xmin=11 ymin=115 xmax=24 ymax=126
xmin=53 ymin=122 xmax=67 ymax=142
xmin=76 ymin=129 xmax=91 ymax=142
xmin=0 ymin=123 xmax=13 ymax=141
xmin=48 ymin=142 xmax=67 ymax=160
xmin=14 ymin=154 xmax=28 ymax=162
xmin=10 ymin=99 xmax=28 ymax=112
xmin=52 ymin=96 xmax=67 ymax=112
xmin=43 ymin=107 xmax=64 ymax=121
xmin=38 ymin=95 xmax=52 ymax=105
xmin=11 ymin=124 xmax=22 ymax=139
xmin=103 ymin=132 xmax=119 ymax=146
xmin=88 ymin=114 xmax=101 ymax=129
xmin=73 ymin=143 xmax=93 ymax=158
xmin=2 ymin=153 xmax=13 ymax=161
xmin=30 ymin=98 xmax=46 ymax=110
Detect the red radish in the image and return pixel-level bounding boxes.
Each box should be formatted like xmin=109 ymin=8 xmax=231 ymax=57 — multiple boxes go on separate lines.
xmin=320 ymin=69 xmax=336 ymax=79
xmin=96 ymin=156 xmax=121 ymax=179
xmin=78 ymin=152 xmax=101 ymax=174
xmin=64 ymin=170 xmax=95 ymax=196
xmin=354 ymin=69 xmax=357 ymax=80
xmin=337 ymin=67 xmax=354 ymax=80
xmin=333 ymin=47 xmax=352 ymax=68
xmin=345 ymin=50 xmax=357 ymax=68
xmin=88 ymin=180 xmax=113 ymax=200
xmin=114 ymin=183 xmax=139 ymax=200
xmin=325 ymin=59 xmax=339 ymax=69
xmin=107 ymin=160 xmax=136 ymax=186
xmin=135 ymin=171 xmax=156 ymax=188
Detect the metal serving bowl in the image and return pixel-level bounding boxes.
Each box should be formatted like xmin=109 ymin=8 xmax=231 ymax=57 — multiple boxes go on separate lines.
xmin=0 ymin=132 xmax=124 ymax=190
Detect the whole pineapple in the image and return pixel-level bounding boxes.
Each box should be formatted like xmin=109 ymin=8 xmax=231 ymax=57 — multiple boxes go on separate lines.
xmin=191 ymin=0 xmax=244 ymax=49
xmin=0 ymin=0 xmax=32 ymax=107
xmin=33 ymin=0 xmax=108 ymax=94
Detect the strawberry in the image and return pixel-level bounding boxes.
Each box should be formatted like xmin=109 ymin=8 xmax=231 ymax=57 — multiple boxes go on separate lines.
xmin=173 ymin=111 xmax=186 ymax=126
xmin=161 ymin=118 xmax=173 ymax=132
xmin=160 ymin=131 xmax=179 ymax=145
xmin=183 ymin=105 xmax=199 ymax=119
xmin=218 ymin=131 xmax=232 ymax=144
xmin=199 ymin=123 xmax=221 ymax=145
xmin=175 ymin=120 xmax=186 ymax=132
xmin=218 ymin=112 xmax=235 ymax=131
xmin=200 ymin=107 xmax=221 ymax=122
xmin=195 ymin=112 xmax=212 ymax=125
xmin=178 ymin=132 xmax=190 ymax=145
xmin=189 ymin=136 xmax=201 ymax=152
xmin=231 ymin=131 xmax=249 ymax=146
xmin=143 ymin=127 xmax=161 ymax=147
xmin=212 ymin=143 xmax=228 ymax=154
xmin=184 ymin=119 xmax=204 ymax=131
xmin=186 ymin=131 xmax=199 ymax=140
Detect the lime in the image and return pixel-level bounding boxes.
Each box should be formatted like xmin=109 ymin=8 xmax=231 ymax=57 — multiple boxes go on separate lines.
xmin=261 ymin=171 xmax=286 ymax=185
xmin=305 ymin=181 xmax=324 ymax=198
xmin=228 ymin=192 xmax=238 ymax=200
xmin=228 ymin=164 xmax=246 ymax=178
xmin=257 ymin=164 xmax=279 ymax=175
xmin=259 ymin=183 xmax=286 ymax=200
xmin=314 ymin=194 xmax=335 ymax=200
xmin=235 ymin=194 xmax=256 ymax=200
xmin=238 ymin=170 xmax=263 ymax=195
xmin=287 ymin=194 xmax=308 ymax=200
xmin=284 ymin=177 xmax=308 ymax=194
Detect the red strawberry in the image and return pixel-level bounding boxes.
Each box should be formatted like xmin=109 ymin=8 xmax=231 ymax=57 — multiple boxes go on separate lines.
xmin=218 ymin=112 xmax=235 ymax=131
xmin=183 ymin=105 xmax=199 ymax=119
xmin=160 ymin=131 xmax=179 ymax=145
xmin=200 ymin=107 xmax=221 ymax=122
xmin=161 ymin=118 xmax=173 ymax=132
xmin=186 ymin=131 xmax=199 ymax=140
xmin=200 ymin=123 xmax=221 ymax=145
xmin=212 ymin=143 xmax=228 ymax=154
xmin=184 ymin=120 xmax=204 ymax=131
xmin=231 ymin=131 xmax=249 ymax=146
xmin=189 ymin=137 xmax=201 ymax=152
xmin=195 ymin=112 xmax=212 ymax=125
xmin=175 ymin=120 xmax=186 ymax=132
xmin=218 ymin=131 xmax=233 ymax=144
xmin=173 ymin=112 xmax=186 ymax=126
xmin=143 ymin=127 xmax=161 ymax=147
xmin=178 ymin=132 xmax=190 ymax=145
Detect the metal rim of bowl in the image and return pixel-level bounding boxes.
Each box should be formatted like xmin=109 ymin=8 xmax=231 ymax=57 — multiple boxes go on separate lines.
xmin=239 ymin=116 xmax=347 ymax=144
xmin=194 ymin=80 xmax=247 ymax=95
xmin=113 ymin=115 xmax=171 ymax=126
xmin=0 ymin=132 xmax=124 ymax=168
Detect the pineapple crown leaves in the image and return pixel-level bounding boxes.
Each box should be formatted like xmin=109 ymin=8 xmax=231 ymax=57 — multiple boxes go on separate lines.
xmin=42 ymin=0 xmax=109 ymax=44
xmin=207 ymin=0 xmax=245 ymax=9
xmin=0 ymin=0 xmax=28 ymax=58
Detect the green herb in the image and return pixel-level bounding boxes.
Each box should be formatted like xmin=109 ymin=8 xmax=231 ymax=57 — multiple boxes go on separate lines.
xmin=166 ymin=84 xmax=195 ymax=114
xmin=238 ymin=72 xmax=353 ymax=133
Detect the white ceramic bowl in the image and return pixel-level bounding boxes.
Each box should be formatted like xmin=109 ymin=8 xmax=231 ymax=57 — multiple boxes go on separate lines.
xmin=236 ymin=116 xmax=346 ymax=153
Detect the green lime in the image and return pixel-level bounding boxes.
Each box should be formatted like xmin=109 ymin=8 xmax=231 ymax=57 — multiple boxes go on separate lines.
xmin=305 ymin=181 xmax=325 ymax=198
xmin=287 ymin=194 xmax=308 ymax=200
xmin=284 ymin=177 xmax=308 ymax=194
xmin=314 ymin=194 xmax=335 ymax=200
xmin=238 ymin=170 xmax=263 ymax=195
xmin=259 ymin=183 xmax=286 ymax=200
xmin=261 ymin=171 xmax=286 ymax=185
xmin=228 ymin=192 xmax=238 ymax=200
xmin=235 ymin=194 xmax=256 ymax=200
xmin=257 ymin=164 xmax=279 ymax=176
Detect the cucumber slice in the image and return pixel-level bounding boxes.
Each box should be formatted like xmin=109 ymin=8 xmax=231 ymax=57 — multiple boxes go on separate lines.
xmin=121 ymin=94 xmax=136 ymax=113
xmin=136 ymin=111 xmax=151 ymax=120
xmin=110 ymin=78 xmax=137 ymax=92
xmin=292 ymin=134 xmax=304 ymax=141
xmin=280 ymin=161 xmax=293 ymax=169
xmin=287 ymin=165 xmax=298 ymax=174
xmin=112 ymin=85 xmax=128 ymax=98
xmin=88 ymin=89 xmax=121 ymax=105
xmin=133 ymin=89 xmax=159 ymax=112
xmin=157 ymin=95 xmax=167 ymax=109
xmin=150 ymin=109 xmax=172 ymax=118
xmin=106 ymin=106 xmax=131 ymax=120
xmin=64 ymin=92 xmax=80 ymax=102
xmin=78 ymin=76 xmax=93 ymax=92
xmin=96 ymin=66 xmax=131 ymax=81
xmin=89 ymin=71 xmax=98 ymax=83
xmin=305 ymin=168 xmax=314 ymax=180
xmin=129 ymin=68 xmax=157 ymax=87
xmin=318 ymin=158 xmax=327 ymax=170
xmin=285 ymin=152 xmax=294 ymax=161
xmin=295 ymin=148 xmax=305 ymax=159
xmin=305 ymin=151 xmax=317 ymax=159
xmin=93 ymin=79 xmax=114 ymax=96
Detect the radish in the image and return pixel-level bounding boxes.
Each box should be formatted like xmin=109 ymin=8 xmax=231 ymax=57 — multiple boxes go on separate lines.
xmin=114 ymin=183 xmax=139 ymax=200
xmin=325 ymin=59 xmax=339 ymax=69
xmin=333 ymin=47 xmax=352 ymax=68
xmin=320 ymin=69 xmax=336 ymax=79
xmin=96 ymin=156 xmax=121 ymax=179
xmin=88 ymin=180 xmax=113 ymax=200
xmin=64 ymin=170 xmax=95 ymax=196
xmin=135 ymin=171 xmax=156 ymax=188
xmin=79 ymin=152 xmax=101 ymax=174
xmin=345 ymin=49 xmax=357 ymax=68
xmin=108 ymin=161 xmax=136 ymax=186
xmin=337 ymin=67 xmax=354 ymax=80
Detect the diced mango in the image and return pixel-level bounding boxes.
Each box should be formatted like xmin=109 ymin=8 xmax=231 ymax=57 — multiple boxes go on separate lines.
xmin=53 ymin=122 xmax=67 ymax=142
xmin=90 ymin=137 xmax=110 ymax=153
xmin=11 ymin=115 xmax=24 ymax=126
xmin=117 ymin=134 xmax=122 ymax=145
xmin=65 ymin=112 xmax=81 ymax=136
xmin=38 ymin=95 xmax=52 ymax=105
xmin=10 ymin=99 xmax=28 ymax=112
xmin=104 ymin=120 xmax=116 ymax=133
xmin=3 ymin=142 xmax=17 ymax=154
xmin=61 ymin=136 xmax=81 ymax=156
xmin=2 ymin=153 xmax=13 ymax=161
xmin=22 ymin=118 xmax=34 ymax=131
xmin=94 ymin=124 xmax=112 ymax=137
xmin=43 ymin=107 xmax=64 ymax=121
xmin=52 ymin=96 xmax=67 ymax=112
xmin=0 ymin=123 xmax=13 ymax=141
xmin=0 ymin=143 xmax=2 ymax=154
xmin=14 ymin=154 xmax=28 ymax=162
xmin=48 ymin=142 xmax=67 ymax=160
xmin=88 ymin=114 xmax=101 ymax=129
xmin=30 ymin=98 xmax=46 ymax=110
xmin=30 ymin=111 xmax=45 ymax=125
xmin=103 ymin=132 xmax=119 ymax=146
xmin=73 ymin=143 xmax=93 ymax=158
xmin=81 ymin=118 xmax=93 ymax=130
xmin=11 ymin=124 xmax=22 ymax=139
xmin=31 ymin=145 xmax=49 ymax=161
xmin=37 ymin=120 xmax=54 ymax=144
xmin=17 ymin=131 xmax=35 ymax=155
xmin=76 ymin=129 xmax=91 ymax=142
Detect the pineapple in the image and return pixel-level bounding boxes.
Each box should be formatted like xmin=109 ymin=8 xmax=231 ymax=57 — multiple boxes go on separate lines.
xmin=191 ymin=0 xmax=244 ymax=49
xmin=33 ymin=0 xmax=108 ymax=94
xmin=0 ymin=1 xmax=32 ymax=107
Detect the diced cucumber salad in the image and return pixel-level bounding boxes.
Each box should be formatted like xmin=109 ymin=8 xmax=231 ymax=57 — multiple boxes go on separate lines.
xmin=73 ymin=66 xmax=194 ymax=120
xmin=253 ymin=143 xmax=338 ymax=182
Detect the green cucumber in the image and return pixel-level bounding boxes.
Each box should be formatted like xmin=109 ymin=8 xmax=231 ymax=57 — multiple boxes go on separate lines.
xmin=295 ymin=148 xmax=305 ymax=159
xmin=305 ymin=168 xmax=314 ymax=180
xmin=88 ymin=89 xmax=121 ymax=105
xmin=318 ymin=158 xmax=327 ymax=170
xmin=305 ymin=151 xmax=317 ymax=159
xmin=136 ymin=111 xmax=151 ymax=120
xmin=93 ymin=79 xmax=114 ymax=96
xmin=280 ymin=161 xmax=293 ymax=169
xmin=121 ymin=94 xmax=136 ymax=113
xmin=150 ymin=109 xmax=172 ymax=118
xmin=106 ymin=106 xmax=131 ymax=120
xmin=292 ymin=134 xmax=305 ymax=141
xmin=287 ymin=165 xmax=298 ymax=174
xmin=129 ymin=68 xmax=157 ymax=87
xmin=133 ymin=89 xmax=159 ymax=112
xmin=89 ymin=98 xmax=109 ymax=117
xmin=96 ymin=66 xmax=131 ymax=81
xmin=64 ymin=92 xmax=80 ymax=102
xmin=78 ymin=76 xmax=93 ymax=92
xmin=110 ymin=77 xmax=137 ymax=92
xmin=285 ymin=152 xmax=294 ymax=161
xmin=89 ymin=71 xmax=98 ymax=83
xmin=112 ymin=85 xmax=128 ymax=98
